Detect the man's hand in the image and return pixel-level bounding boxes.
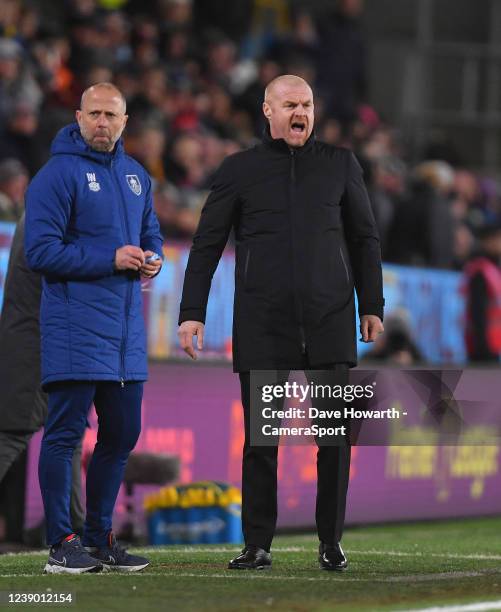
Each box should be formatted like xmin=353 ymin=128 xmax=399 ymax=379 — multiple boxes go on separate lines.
xmin=360 ymin=315 xmax=384 ymax=343
xmin=178 ymin=320 xmax=205 ymax=359
xmin=115 ymin=245 xmax=145 ymax=271
xmin=140 ymin=250 xmax=163 ymax=278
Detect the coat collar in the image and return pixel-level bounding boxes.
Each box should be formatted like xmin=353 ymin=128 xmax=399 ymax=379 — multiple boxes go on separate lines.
xmin=262 ymin=123 xmax=315 ymax=154
xmin=51 ymin=123 xmax=125 ymax=165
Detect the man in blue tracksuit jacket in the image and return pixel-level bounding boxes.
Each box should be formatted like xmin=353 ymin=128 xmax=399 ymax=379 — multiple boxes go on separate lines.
xmin=24 ymin=82 xmax=163 ymax=574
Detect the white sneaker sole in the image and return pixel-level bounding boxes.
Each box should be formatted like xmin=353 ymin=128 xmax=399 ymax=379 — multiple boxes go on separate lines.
xmin=44 ymin=563 xmax=103 ymax=575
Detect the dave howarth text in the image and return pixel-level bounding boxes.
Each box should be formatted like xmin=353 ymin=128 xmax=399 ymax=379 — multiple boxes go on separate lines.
xmin=261 ymin=407 xmax=402 ymax=419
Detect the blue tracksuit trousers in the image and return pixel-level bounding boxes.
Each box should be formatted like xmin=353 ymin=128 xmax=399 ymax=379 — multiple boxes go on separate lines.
xmin=39 ymin=381 xmax=142 ymax=546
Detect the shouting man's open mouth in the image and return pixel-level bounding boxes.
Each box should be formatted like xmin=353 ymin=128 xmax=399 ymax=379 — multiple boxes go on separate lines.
xmin=291 ymin=120 xmax=306 ymax=134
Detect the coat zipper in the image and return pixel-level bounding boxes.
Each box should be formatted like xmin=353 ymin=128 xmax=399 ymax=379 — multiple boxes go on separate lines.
xmin=339 ymin=245 xmax=350 ymax=284
xmin=109 ymin=158 xmax=132 ymax=386
xmin=289 ymin=148 xmax=306 ymax=355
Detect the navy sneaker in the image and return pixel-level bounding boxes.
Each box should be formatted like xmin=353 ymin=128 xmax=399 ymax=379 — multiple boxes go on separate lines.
xmin=88 ymin=533 xmax=149 ymax=572
xmin=44 ymin=534 xmax=103 ymax=574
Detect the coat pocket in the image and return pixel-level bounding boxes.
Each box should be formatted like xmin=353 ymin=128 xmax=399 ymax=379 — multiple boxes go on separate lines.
xmin=241 ymin=243 xmax=279 ymax=294
xmin=324 ymin=202 xmax=342 ymax=229
xmin=44 ymin=279 xmax=68 ymax=302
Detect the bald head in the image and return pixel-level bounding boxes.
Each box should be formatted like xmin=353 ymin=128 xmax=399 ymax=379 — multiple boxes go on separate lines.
xmin=80 ymin=82 xmax=126 ymax=114
xmin=76 ymin=82 xmax=128 ymax=152
xmin=263 ymin=74 xmax=314 ymax=147
xmin=264 ymin=75 xmax=312 ymax=105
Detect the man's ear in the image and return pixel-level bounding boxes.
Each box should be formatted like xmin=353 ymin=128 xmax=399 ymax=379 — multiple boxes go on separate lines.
xmin=75 ymin=109 xmax=81 ymax=124
xmin=262 ymin=101 xmax=272 ymax=120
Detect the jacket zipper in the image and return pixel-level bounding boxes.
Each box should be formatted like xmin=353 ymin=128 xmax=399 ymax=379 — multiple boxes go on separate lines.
xmin=339 ymin=245 xmax=350 ymax=284
xmin=289 ymin=148 xmax=306 ymax=355
xmin=109 ymin=158 xmax=132 ymax=387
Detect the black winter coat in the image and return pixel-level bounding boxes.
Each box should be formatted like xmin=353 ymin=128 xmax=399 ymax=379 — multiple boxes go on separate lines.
xmin=0 ymin=215 xmax=47 ymax=431
xmin=179 ymin=131 xmax=384 ymax=371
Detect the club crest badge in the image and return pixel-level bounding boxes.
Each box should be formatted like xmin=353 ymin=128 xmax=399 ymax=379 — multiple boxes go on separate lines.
xmin=86 ymin=172 xmax=100 ymax=192
xmin=126 ymin=174 xmax=142 ymax=196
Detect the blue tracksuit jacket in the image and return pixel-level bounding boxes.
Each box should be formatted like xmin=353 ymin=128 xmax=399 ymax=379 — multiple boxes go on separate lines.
xmin=25 ymin=123 xmax=163 ymax=386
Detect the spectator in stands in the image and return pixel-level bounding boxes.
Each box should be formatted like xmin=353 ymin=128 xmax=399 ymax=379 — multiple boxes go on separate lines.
xmin=138 ymin=65 xmax=170 ymax=112
xmin=315 ymin=0 xmax=367 ymax=123
xmin=0 ymin=37 xmax=42 ymax=125
xmin=452 ymin=222 xmax=475 ymax=271
xmin=153 ymin=181 xmax=199 ymax=238
xmin=386 ymin=161 xmax=456 ymax=269
xmin=205 ymin=37 xmax=238 ymax=90
xmin=239 ymin=0 xmax=292 ymax=60
xmin=161 ymin=26 xmax=197 ymax=86
xmin=159 ymin=0 xmax=193 ymax=30
xmin=202 ymin=84 xmax=239 ymax=139
xmin=0 ymin=158 xmax=28 ymax=221
xmin=125 ymin=119 xmax=167 ymax=182
xmin=451 ymin=169 xmax=491 ymax=232
xmin=132 ymin=33 xmax=161 ymax=72
xmin=236 ymin=59 xmax=281 ymax=134
xmin=67 ymin=16 xmax=110 ymax=75
xmin=102 ymin=11 xmax=132 ymax=65
xmin=269 ymin=8 xmax=319 ymax=77
xmin=30 ymin=34 xmax=76 ymax=110
xmin=17 ymin=5 xmax=42 ymax=50
xmin=0 ymin=0 xmax=23 ymax=38
xmin=0 ymin=102 xmax=46 ymax=175
xmin=464 ymin=224 xmax=501 ymax=363
xmin=193 ymin=0 xmax=252 ymax=44
xmin=165 ymin=132 xmax=207 ymax=189
xmin=367 ymin=156 xmax=407 ymax=257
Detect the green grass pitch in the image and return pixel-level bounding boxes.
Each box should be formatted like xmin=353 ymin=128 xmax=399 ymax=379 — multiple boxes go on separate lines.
xmin=1 ymin=517 xmax=501 ymax=611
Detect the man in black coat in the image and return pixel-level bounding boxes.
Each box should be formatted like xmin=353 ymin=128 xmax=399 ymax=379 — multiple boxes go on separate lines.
xmin=0 ymin=215 xmax=84 ymax=541
xmin=178 ymin=75 xmax=384 ymax=571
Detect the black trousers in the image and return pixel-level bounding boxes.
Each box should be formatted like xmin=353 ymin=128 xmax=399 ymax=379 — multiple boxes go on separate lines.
xmin=239 ymin=360 xmax=351 ymax=552
xmin=0 ymin=430 xmax=85 ymax=536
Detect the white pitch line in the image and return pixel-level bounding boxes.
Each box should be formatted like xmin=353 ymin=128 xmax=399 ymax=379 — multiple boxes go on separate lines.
xmin=136 ymin=546 xmax=304 ymax=554
xmin=120 ymin=548 xmax=501 ymax=561
xmin=136 ymin=548 xmax=501 ymax=561
xmin=396 ymin=599 xmax=501 ymax=612
xmin=386 ymin=571 xmax=487 ymax=582
xmin=348 ymin=550 xmax=501 ymax=561
xmin=0 ymin=569 xmax=499 ymax=583
xmin=2 ymin=547 xmax=501 ymax=561
xmin=0 ymin=546 xmax=302 ymax=557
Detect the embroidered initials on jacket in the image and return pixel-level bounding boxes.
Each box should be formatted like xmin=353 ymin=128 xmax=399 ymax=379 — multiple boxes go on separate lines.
xmin=86 ymin=172 xmax=100 ymax=192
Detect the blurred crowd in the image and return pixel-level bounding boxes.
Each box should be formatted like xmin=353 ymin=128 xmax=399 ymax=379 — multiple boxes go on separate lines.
xmin=0 ymin=0 xmax=500 ymax=271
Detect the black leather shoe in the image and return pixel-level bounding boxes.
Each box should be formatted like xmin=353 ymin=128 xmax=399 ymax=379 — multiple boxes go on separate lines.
xmin=318 ymin=542 xmax=348 ymax=571
xmin=228 ymin=545 xmax=272 ymax=570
